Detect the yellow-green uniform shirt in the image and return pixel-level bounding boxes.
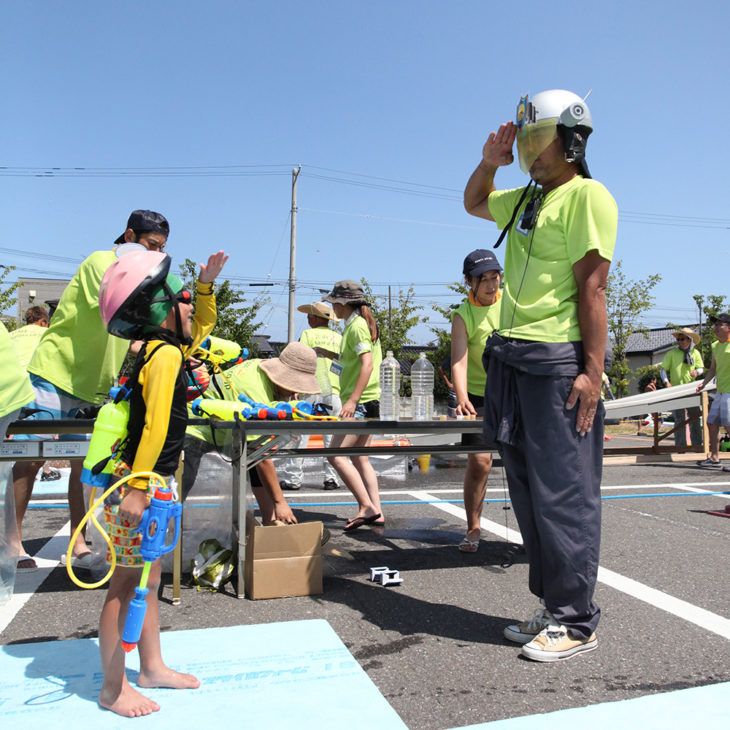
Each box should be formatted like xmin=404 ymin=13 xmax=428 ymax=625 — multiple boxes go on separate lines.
xmin=186 ymin=359 xmax=275 ymax=445
xmin=488 ymin=176 xmax=618 ymax=342
xmin=0 ymin=322 xmax=34 ymax=419
xmin=712 ymin=341 xmax=730 ymax=394
xmin=660 ymin=347 xmax=704 ymax=386
xmin=300 ymin=326 xmax=342 ymax=395
xmin=28 ymin=249 xmax=130 ymax=404
xmin=9 ymin=324 xmax=46 ymax=369
xmin=452 ymin=294 xmax=502 ymax=396
xmin=338 ymin=313 xmax=382 ymax=404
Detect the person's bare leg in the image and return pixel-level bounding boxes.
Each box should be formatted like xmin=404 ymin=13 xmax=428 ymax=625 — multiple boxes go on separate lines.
xmin=350 ymin=435 xmax=382 ymax=520
xmin=328 ymin=434 xmax=378 ymax=520
xmin=68 ymin=460 xmax=91 ymax=558
xmin=708 ymin=423 xmax=720 ymax=461
xmin=98 ymin=567 xmax=160 ymax=717
xmin=463 ymin=452 xmax=492 ymax=541
xmin=136 ymin=561 xmax=200 ymax=690
xmin=12 ymin=460 xmax=43 ymax=566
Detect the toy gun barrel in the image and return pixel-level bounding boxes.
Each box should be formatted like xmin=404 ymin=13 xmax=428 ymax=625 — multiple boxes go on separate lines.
xmin=121 ymin=485 xmax=181 ymax=653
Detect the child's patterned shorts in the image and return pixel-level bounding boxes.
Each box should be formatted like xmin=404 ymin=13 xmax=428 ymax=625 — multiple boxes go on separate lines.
xmin=103 ymin=462 xmax=169 ymax=567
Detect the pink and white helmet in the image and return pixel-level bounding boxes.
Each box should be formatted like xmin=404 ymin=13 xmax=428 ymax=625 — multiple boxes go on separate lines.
xmin=99 ymin=250 xmax=170 ymax=339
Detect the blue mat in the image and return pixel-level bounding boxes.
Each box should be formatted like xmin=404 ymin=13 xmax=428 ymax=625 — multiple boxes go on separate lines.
xmin=458 ymin=680 xmax=730 ymax=729
xmin=0 ymin=620 xmax=407 ymax=728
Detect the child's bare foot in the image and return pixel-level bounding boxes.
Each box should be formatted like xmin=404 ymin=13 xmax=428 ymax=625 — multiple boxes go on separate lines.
xmin=99 ymin=682 xmax=160 ymax=717
xmin=138 ymin=666 xmax=200 ymax=690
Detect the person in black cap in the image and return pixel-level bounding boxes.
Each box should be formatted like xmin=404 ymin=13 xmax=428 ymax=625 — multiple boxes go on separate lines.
xmin=464 ymin=90 xmax=618 ymax=662
xmin=696 ymin=313 xmax=730 ymax=469
xmin=11 ymin=210 xmax=170 ymax=572
xmin=451 ymin=249 xmax=502 ymax=553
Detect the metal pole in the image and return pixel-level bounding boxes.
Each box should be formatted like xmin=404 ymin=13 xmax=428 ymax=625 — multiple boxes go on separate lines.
xmin=288 ymin=165 xmax=301 ymax=343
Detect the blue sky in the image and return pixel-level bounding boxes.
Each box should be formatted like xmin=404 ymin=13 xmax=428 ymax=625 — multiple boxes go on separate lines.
xmin=2 ymin=1 xmax=728 ymax=343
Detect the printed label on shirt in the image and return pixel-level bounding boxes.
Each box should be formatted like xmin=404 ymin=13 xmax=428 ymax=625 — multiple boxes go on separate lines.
xmin=515 ymin=212 xmax=531 ymax=236
xmin=330 ymin=360 xmax=343 ymax=377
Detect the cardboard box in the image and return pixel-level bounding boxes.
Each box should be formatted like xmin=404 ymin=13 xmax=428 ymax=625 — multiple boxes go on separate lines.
xmin=244 ymin=511 xmax=323 ymax=600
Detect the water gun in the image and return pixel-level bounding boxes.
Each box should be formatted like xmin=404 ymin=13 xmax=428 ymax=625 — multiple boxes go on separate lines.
xmin=190 ymin=397 xmax=286 ymax=421
xmin=121 ymin=484 xmax=182 ymax=653
xmin=237 ymin=394 xmax=289 ymax=420
xmin=194 ymin=335 xmax=248 ymax=368
xmin=273 ymin=400 xmax=339 ymax=421
xmin=80 ymin=385 xmax=131 ymax=487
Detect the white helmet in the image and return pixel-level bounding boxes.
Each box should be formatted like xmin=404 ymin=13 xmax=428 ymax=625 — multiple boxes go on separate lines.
xmin=516 ymin=89 xmax=593 ymax=177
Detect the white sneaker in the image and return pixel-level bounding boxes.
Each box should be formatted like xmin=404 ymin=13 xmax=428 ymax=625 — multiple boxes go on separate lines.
xmin=503 ymin=607 xmax=554 ymax=644
xmin=521 ymin=624 xmax=597 ymax=662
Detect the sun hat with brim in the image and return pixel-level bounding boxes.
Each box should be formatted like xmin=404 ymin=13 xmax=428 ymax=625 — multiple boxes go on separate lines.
xmin=672 ymin=327 xmax=700 ymax=345
xmin=258 ymin=342 xmax=320 ymax=394
xmin=322 ymin=280 xmax=368 ymax=306
xmin=710 ymin=313 xmax=730 ymax=326
xmin=297 ymin=301 xmax=339 ymax=322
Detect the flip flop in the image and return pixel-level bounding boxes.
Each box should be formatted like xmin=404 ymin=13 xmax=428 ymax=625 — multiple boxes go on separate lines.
xmin=17 ymin=554 xmax=38 ymax=572
xmin=458 ymin=534 xmax=480 ymax=553
xmin=343 ymin=513 xmax=382 ymax=533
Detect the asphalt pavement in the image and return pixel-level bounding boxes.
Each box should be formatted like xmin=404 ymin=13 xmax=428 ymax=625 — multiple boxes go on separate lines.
xmin=2 ymin=440 xmax=729 ymax=729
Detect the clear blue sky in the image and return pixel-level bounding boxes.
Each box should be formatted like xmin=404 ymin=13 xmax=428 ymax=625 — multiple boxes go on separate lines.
xmin=2 ymin=1 xmax=728 ymax=343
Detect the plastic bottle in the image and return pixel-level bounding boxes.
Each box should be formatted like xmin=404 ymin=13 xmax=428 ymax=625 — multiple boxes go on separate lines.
xmin=411 ymin=352 xmax=434 ymax=421
xmin=379 ymin=351 xmax=401 ymax=421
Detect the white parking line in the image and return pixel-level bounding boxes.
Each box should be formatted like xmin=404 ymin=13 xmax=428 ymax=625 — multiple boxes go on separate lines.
xmin=413 ymin=491 xmax=730 ymax=641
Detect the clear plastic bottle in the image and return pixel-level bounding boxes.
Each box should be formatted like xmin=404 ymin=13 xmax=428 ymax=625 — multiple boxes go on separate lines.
xmin=379 ymin=350 xmax=401 ymax=421
xmin=411 ymin=352 xmax=434 ymax=421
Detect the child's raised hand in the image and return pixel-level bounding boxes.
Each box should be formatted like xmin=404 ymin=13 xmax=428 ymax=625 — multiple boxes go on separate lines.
xmin=198 ymin=250 xmax=229 ymax=284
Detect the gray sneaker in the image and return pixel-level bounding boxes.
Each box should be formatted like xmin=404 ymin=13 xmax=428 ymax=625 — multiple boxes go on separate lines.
xmin=279 ymin=481 xmax=301 ymax=491
xmin=697 ymin=458 xmax=722 ymax=469
xmin=503 ymin=607 xmax=555 ymax=644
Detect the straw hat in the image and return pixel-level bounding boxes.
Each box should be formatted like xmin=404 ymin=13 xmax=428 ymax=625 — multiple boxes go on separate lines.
xmin=672 ymin=327 xmax=700 ymax=345
xmin=258 ymin=342 xmax=320 ymax=394
xmin=296 ymin=301 xmax=339 ymax=322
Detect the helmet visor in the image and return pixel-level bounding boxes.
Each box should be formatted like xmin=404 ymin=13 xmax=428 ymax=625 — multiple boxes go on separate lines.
xmin=516 ymin=119 xmax=557 ymax=173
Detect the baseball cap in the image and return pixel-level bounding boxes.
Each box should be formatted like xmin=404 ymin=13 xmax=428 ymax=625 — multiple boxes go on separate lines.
xmin=462 ymin=249 xmax=502 ymax=278
xmin=114 ymin=210 xmax=170 ymax=244
xmin=710 ymin=312 xmax=730 ymax=325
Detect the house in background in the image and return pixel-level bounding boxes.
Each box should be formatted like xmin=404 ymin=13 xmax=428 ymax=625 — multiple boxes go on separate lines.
xmin=16 ymin=277 xmax=70 ymax=323
xmin=621 ymin=324 xmax=702 ymax=394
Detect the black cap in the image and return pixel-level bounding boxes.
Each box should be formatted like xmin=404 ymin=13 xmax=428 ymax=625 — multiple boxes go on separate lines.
xmin=114 ymin=210 xmax=170 ymax=244
xmin=463 ymin=249 xmax=502 ymax=278
xmin=710 ymin=312 xmax=730 ymax=325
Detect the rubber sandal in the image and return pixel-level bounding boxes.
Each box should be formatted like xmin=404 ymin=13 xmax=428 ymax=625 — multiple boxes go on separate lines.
xmin=60 ymin=552 xmax=94 ymax=570
xmin=458 ymin=534 xmax=480 ymax=553
xmin=17 ymin=554 xmax=38 ymax=572
xmin=344 ymin=513 xmax=382 ymax=532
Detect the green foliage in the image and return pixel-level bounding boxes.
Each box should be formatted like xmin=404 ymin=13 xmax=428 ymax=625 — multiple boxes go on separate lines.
xmin=360 ymin=278 xmax=423 ymax=358
xmin=691 ymin=294 xmax=728 ymax=366
xmin=605 ymin=260 xmax=661 ymax=397
xmin=179 ymin=259 xmax=268 ymax=357
xmin=0 ymin=265 xmax=20 ymax=318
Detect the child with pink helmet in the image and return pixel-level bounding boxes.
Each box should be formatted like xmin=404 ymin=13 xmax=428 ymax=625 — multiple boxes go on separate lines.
xmin=96 ymin=247 xmax=227 ymax=718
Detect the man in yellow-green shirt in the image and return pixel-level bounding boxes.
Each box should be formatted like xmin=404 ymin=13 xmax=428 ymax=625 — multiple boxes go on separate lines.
xmin=12 ymin=210 xmax=170 ymax=571
xmin=465 ymin=89 xmax=617 ymax=662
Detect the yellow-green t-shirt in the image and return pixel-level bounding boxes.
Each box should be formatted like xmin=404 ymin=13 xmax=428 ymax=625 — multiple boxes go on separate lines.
xmin=0 ymin=322 xmax=34 ymax=419
xmin=452 ymin=295 xmax=502 ymax=395
xmin=660 ymin=347 xmax=704 ymax=386
xmin=712 ymin=341 xmax=730 ymax=393
xmin=9 ymin=324 xmax=46 ymax=369
xmin=338 ymin=313 xmax=382 ymax=403
xmin=28 ymin=249 xmax=130 ymax=404
xmin=300 ymin=326 xmax=342 ymax=395
xmin=488 ymin=176 xmax=618 ymax=342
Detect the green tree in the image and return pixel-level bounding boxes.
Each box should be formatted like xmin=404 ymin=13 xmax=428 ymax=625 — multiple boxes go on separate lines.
xmin=179 ymin=259 xmax=268 ymax=357
xmin=360 ymin=278 xmax=423 ymax=358
xmin=692 ymin=294 xmax=727 ymax=366
xmin=0 ymin=265 xmax=21 ymax=326
xmin=605 ymin=259 xmax=661 ymax=397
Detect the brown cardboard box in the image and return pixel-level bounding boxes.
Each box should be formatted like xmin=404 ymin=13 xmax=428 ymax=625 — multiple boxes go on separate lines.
xmin=244 ymin=511 xmax=323 ymax=600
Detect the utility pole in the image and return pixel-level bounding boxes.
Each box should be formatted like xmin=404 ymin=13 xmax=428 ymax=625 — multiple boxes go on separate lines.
xmin=288 ymin=165 xmax=301 ymax=343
